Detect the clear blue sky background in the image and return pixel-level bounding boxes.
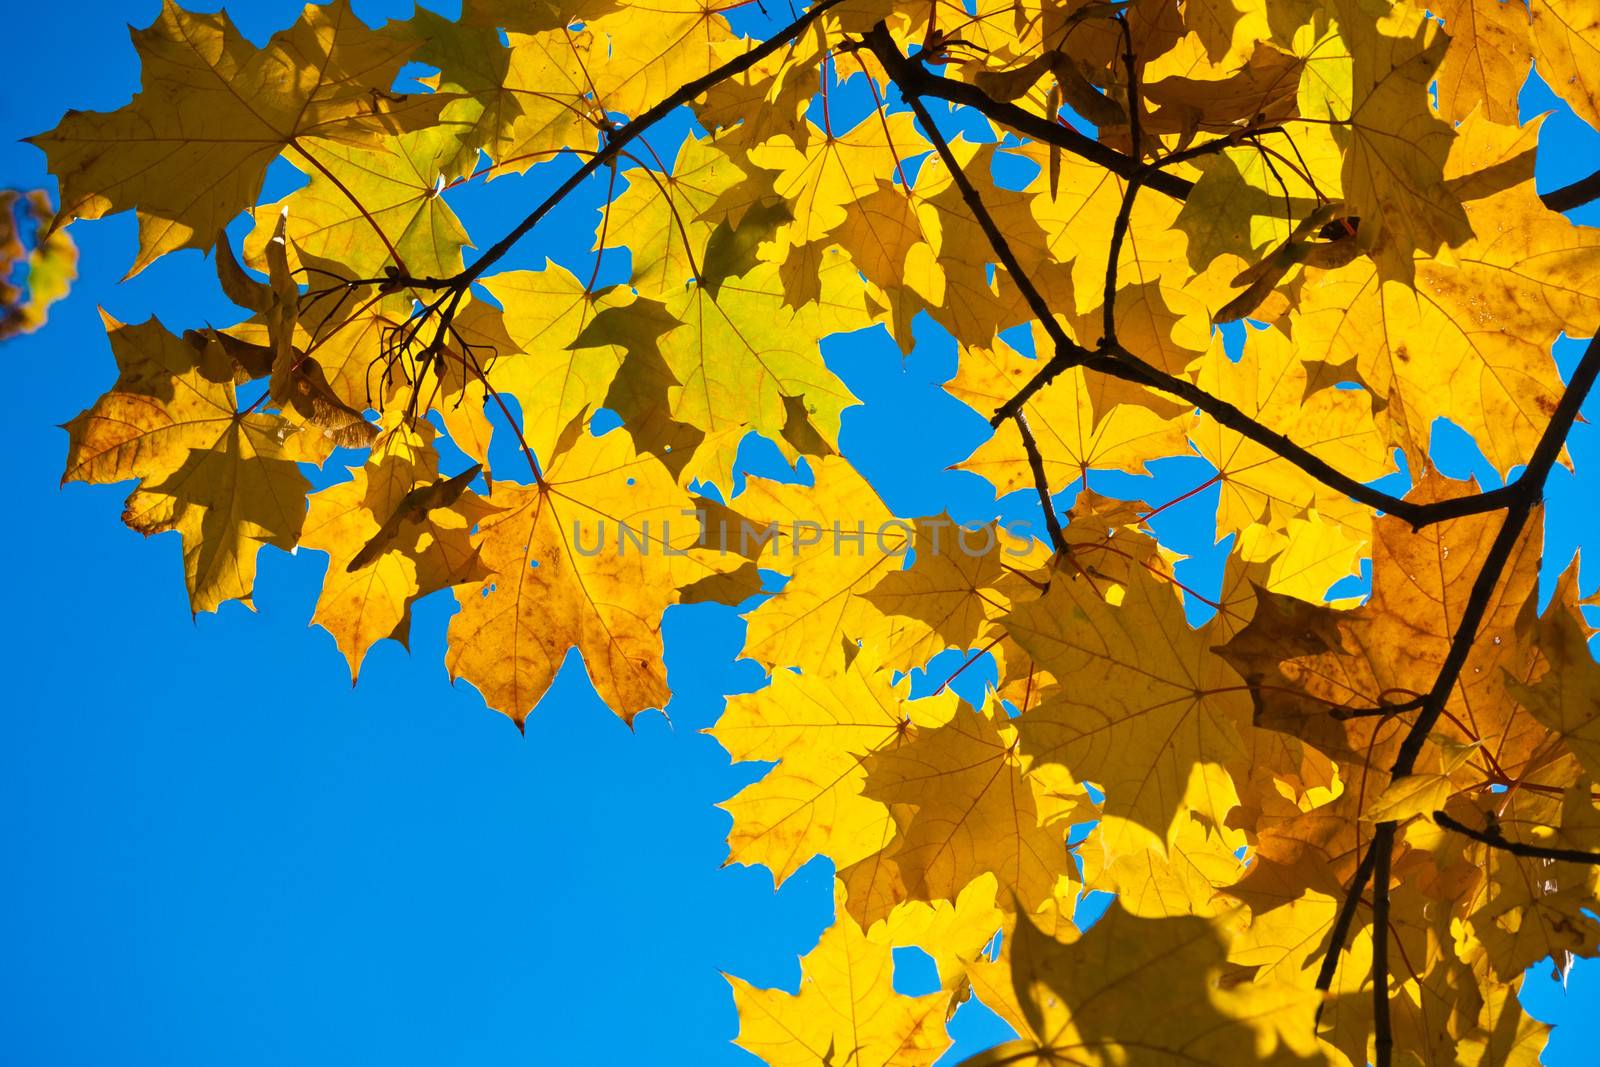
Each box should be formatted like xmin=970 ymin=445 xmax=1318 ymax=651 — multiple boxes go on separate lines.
xmin=3 ymin=2 xmax=1598 ymax=1064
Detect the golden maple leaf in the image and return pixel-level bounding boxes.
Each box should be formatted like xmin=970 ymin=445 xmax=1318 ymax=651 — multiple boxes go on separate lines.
xmin=728 ymin=893 xmax=953 ymax=1067
xmin=30 ymin=0 xmax=450 ymax=275
xmin=63 ymin=314 xmax=315 ymax=613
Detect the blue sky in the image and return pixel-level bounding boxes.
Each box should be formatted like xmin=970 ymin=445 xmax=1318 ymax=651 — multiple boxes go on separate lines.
xmin=3 ymin=2 xmax=1599 ymax=1064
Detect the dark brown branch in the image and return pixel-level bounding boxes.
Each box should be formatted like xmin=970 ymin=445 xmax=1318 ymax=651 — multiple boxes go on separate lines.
xmin=872 ymin=24 xmax=1075 ymax=557
xmin=1370 ymin=822 xmax=1395 ymax=1067
xmin=1103 ymin=172 xmax=1141 ymax=345
xmin=871 ymin=19 xmax=1522 ymax=534
xmin=992 ymin=353 xmax=1081 ymax=426
xmin=1116 ymin=14 xmax=1142 ymax=163
xmin=1090 ymin=341 xmax=1523 ymax=528
xmin=1543 ymin=165 xmax=1600 ymax=214
xmin=1388 ymin=330 xmax=1600 ymax=780
xmin=1346 ymin=331 xmax=1600 ymax=1067
xmin=1314 ymin=837 xmax=1377 ymax=1020
xmin=873 ymin=28 xmax=1096 ymax=372
xmin=1014 ymin=409 xmax=1069 ymax=554
xmin=1435 ymin=810 xmax=1600 ymax=865
xmin=1329 ymin=696 xmax=1426 ymax=720
xmin=862 ymin=27 xmax=1193 ymax=201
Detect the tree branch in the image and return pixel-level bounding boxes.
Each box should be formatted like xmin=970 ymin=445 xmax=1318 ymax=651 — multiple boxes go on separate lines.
xmin=1370 ymin=821 xmax=1395 ymax=1067
xmin=862 ymin=27 xmax=1193 ymax=201
xmin=1543 ymin=165 xmax=1600 ymax=214
xmin=1314 ymin=838 xmax=1378 ymax=1023
xmin=1342 ymin=330 xmax=1600 ymax=1067
xmin=1102 ymin=171 xmax=1142 ymax=346
xmin=867 ymin=20 xmax=1078 ymax=559
xmin=869 ymin=22 xmax=1532 ymax=535
xmin=1014 ymin=409 xmax=1069 ymax=554
xmin=1116 ymin=14 xmax=1143 ymax=163
xmin=1090 ymin=342 xmax=1527 ymax=528
xmin=1329 ymin=696 xmax=1425 ymax=720
xmin=1435 ymin=810 xmax=1600 ymax=865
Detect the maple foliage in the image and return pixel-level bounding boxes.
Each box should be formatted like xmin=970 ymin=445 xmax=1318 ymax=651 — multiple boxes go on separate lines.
xmin=1 ymin=189 xmax=76 ymax=339
xmin=25 ymin=0 xmax=1600 ymax=1062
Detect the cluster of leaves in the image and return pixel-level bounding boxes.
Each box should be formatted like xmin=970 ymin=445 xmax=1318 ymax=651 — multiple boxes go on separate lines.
xmin=1 ymin=189 xmax=76 ymax=339
xmin=30 ymin=0 xmax=1600 ymax=1062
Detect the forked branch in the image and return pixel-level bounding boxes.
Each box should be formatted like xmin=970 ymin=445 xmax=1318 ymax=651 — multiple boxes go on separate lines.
xmin=863 ymin=22 xmax=1522 ymax=533
xmin=865 ymin=22 xmax=1600 ymax=1061
xmin=1331 ymin=330 xmax=1600 ymax=1067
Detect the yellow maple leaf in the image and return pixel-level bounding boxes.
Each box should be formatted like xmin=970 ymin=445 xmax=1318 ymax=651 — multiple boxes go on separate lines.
xmin=748 ymin=112 xmax=930 ymax=247
xmin=63 ymin=314 xmax=315 ymax=613
xmin=301 ymin=422 xmax=488 ymax=679
xmin=601 ymin=133 xmax=745 ymax=296
xmin=1293 ymin=113 xmax=1599 ymax=475
xmin=737 ymin=456 xmax=906 ymax=676
xmin=964 ymin=902 xmax=1326 ymax=1066
xmin=1296 ymin=2 xmax=1471 ymax=261
xmin=694 ymin=261 xmax=873 ymax=484
xmin=1196 ymin=328 xmax=1388 ymax=515
xmin=1532 ymin=0 xmax=1600 ymax=133
xmin=863 ymin=515 xmax=1051 ymax=669
xmin=709 ymin=650 xmax=958 ymax=885
xmin=1004 ymin=561 xmax=1251 ymax=859
xmin=728 ymin=895 xmax=952 ymax=1067
xmin=576 ymin=0 xmax=737 ymax=117
xmin=482 ymin=263 xmax=628 ymax=464
xmin=398 ymin=9 xmax=599 ymax=179
xmin=950 ymin=328 xmax=1190 ymax=496
xmin=245 ymin=127 xmax=472 ymax=281
xmin=444 ymin=424 xmax=739 ymax=726
xmin=1431 ymin=0 xmax=1534 ymax=124
xmin=839 ymin=702 xmax=1078 ymax=928
xmin=30 ymin=0 xmax=449 ymax=275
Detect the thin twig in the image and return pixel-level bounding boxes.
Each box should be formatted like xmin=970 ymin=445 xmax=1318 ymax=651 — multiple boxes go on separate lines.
xmin=453 ymin=0 xmax=850 ymax=291
xmin=1014 ymin=409 xmax=1069 ymax=554
xmin=1313 ymin=838 xmax=1377 ymax=1022
xmin=1435 ymin=810 xmax=1600 ymax=865
xmin=1116 ymin=14 xmax=1142 ymax=163
xmin=873 ymin=28 xmax=1094 ymax=376
xmin=1329 ymin=696 xmax=1426 ymax=721
xmin=1102 ymin=172 xmax=1142 ymax=346
xmin=1371 ymin=822 xmax=1394 ymax=1067
xmin=866 ymin=34 xmax=1192 ymax=200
